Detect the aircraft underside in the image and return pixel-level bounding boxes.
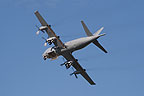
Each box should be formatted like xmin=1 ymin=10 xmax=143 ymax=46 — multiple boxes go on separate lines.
xmin=35 ymin=10 xmax=107 ymax=85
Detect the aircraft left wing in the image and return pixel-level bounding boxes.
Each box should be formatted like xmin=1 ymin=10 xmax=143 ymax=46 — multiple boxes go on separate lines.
xmin=62 ymin=52 xmax=96 ymax=85
xmin=34 ymin=11 xmax=65 ymax=48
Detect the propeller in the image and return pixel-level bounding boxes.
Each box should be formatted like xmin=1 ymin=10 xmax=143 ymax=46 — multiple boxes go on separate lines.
xmin=62 ymin=57 xmax=65 ymax=62
xmin=35 ymin=25 xmax=40 ymax=35
xmin=60 ymin=57 xmax=66 ymax=66
xmin=35 ymin=25 xmax=45 ymax=35
xmin=42 ymin=37 xmax=48 ymax=46
xmin=70 ymin=67 xmax=78 ymax=79
xmin=74 ymin=73 xmax=78 ymax=78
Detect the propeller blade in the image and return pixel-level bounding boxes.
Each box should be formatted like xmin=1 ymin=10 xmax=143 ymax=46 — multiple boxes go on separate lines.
xmin=60 ymin=63 xmax=65 ymax=66
xmin=41 ymin=30 xmax=45 ymax=33
xmin=70 ymin=73 xmax=73 ymax=76
xmin=74 ymin=74 xmax=78 ymax=78
xmin=72 ymin=67 xmax=74 ymax=71
xmin=62 ymin=57 xmax=65 ymax=62
xmin=35 ymin=25 xmax=39 ymax=29
xmin=42 ymin=37 xmax=47 ymax=41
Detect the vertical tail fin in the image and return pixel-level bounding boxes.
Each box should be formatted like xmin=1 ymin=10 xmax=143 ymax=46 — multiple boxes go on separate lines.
xmin=81 ymin=21 xmax=108 ymax=53
xmin=81 ymin=21 xmax=93 ymax=36
xmin=94 ymin=27 xmax=104 ymax=36
xmin=81 ymin=21 xmax=105 ymax=37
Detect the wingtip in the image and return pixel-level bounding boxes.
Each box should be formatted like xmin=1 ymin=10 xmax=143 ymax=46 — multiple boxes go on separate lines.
xmin=91 ymin=83 xmax=96 ymax=85
xmin=101 ymin=27 xmax=104 ymax=30
xmin=103 ymin=49 xmax=108 ymax=53
xmin=81 ymin=20 xmax=84 ymax=23
xmin=34 ymin=10 xmax=38 ymax=14
xmin=105 ymin=51 xmax=108 ymax=53
xmin=103 ymin=48 xmax=108 ymax=53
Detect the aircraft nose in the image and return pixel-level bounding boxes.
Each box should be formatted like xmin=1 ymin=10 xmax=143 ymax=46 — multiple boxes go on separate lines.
xmin=42 ymin=53 xmax=48 ymax=60
xmin=43 ymin=56 xmax=47 ymax=60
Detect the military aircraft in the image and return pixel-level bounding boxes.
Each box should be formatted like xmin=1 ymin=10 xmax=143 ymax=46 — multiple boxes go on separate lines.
xmin=34 ymin=11 xmax=107 ymax=85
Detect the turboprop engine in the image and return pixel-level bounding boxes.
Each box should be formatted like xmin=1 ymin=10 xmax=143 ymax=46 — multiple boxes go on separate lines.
xmin=42 ymin=37 xmax=57 ymax=46
xmin=60 ymin=61 xmax=73 ymax=69
xmin=70 ymin=69 xmax=86 ymax=78
xmin=36 ymin=26 xmax=48 ymax=35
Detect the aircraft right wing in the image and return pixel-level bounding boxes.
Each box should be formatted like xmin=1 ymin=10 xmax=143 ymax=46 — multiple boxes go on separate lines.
xmin=34 ymin=11 xmax=66 ymax=48
xmin=62 ymin=52 xmax=96 ymax=85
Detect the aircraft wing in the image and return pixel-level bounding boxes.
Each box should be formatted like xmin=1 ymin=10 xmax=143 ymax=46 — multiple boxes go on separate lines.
xmin=34 ymin=11 xmax=65 ymax=48
xmin=62 ymin=52 xmax=96 ymax=85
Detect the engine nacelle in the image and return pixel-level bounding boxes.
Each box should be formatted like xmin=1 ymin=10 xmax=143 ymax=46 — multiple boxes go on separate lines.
xmin=39 ymin=26 xmax=48 ymax=31
xmin=60 ymin=61 xmax=73 ymax=69
xmin=65 ymin=61 xmax=73 ymax=69
xmin=46 ymin=37 xmax=57 ymax=45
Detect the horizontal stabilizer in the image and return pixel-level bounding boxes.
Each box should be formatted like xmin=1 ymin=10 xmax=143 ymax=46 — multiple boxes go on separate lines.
xmin=94 ymin=27 xmax=104 ymax=36
xmin=93 ymin=40 xmax=107 ymax=53
xmin=81 ymin=20 xmax=107 ymax=53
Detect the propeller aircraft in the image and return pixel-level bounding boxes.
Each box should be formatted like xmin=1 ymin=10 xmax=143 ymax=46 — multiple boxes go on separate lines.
xmin=34 ymin=11 xmax=107 ymax=85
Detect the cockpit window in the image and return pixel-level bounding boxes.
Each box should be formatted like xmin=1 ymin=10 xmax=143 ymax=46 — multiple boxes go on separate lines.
xmin=48 ymin=51 xmax=57 ymax=58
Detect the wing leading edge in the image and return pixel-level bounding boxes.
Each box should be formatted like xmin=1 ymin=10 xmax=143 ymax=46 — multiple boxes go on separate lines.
xmin=62 ymin=52 xmax=96 ymax=85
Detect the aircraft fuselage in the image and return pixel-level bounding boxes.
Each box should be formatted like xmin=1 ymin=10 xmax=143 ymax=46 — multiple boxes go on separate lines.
xmin=62 ymin=35 xmax=98 ymax=52
xmin=43 ymin=35 xmax=98 ymax=60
